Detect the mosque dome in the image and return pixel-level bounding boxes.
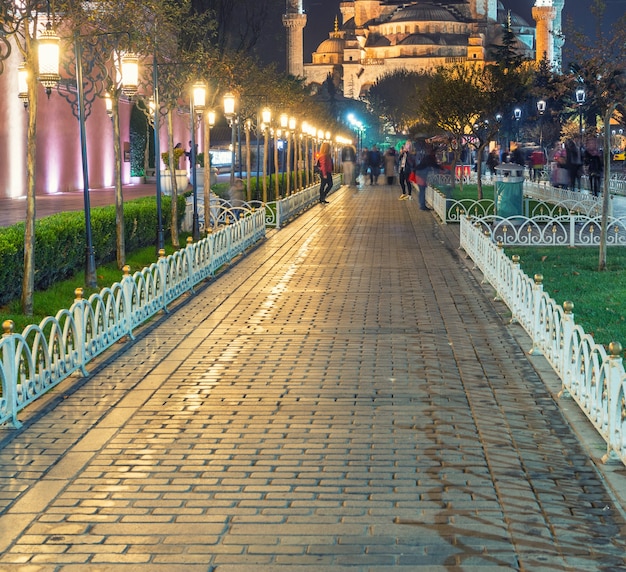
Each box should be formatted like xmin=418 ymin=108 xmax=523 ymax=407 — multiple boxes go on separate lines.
xmin=389 ymin=3 xmax=461 ymax=23
xmin=315 ymin=36 xmax=345 ymax=55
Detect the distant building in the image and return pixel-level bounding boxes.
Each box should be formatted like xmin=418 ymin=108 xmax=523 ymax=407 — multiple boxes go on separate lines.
xmin=283 ymin=0 xmax=564 ymax=98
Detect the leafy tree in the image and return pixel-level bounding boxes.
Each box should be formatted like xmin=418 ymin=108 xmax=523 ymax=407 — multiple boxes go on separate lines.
xmin=365 ymin=69 xmax=429 ymax=134
xmin=565 ymin=2 xmax=626 ymax=271
xmin=419 ymin=64 xmax=486 ymax=191
xmin=0 ymin=1 xmax=71 ymax=314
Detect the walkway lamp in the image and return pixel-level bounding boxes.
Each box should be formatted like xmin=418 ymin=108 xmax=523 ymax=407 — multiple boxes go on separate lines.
xmin=287 ymin=116 xmax=296 ymax=194
xmin=514 ymin=108 xmax=522 ymax=143
xmin=72 ymin=38 xmax=137 ymax=287
xmin=190 ymin=82 xmax=206 ymax=241
xmin=537 ymin=99 xmax=546 ymax=149
xmin=576 ymin=87 xmax=585 ymax=143
xmin=37 ymin=22 xmax=60 ymax=98
xmin=223 ymin=92 xmax=237 ymax=186
xmin=203 ymin=109 xmax=216 ymax=232
xmin=261 ymin=107 xmax=271 ymax=202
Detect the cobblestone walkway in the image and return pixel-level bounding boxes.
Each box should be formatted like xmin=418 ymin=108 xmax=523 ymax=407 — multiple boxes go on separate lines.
xmin=1 ymin=184 xmax=626 ymax=571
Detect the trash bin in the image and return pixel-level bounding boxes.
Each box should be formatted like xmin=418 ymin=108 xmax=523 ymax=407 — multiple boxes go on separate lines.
xmin=494 ymin=163 xmax=524 ymax=218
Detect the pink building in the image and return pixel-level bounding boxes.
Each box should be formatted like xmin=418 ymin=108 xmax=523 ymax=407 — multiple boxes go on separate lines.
xmin=0 ymin=45 xmax=190 ymax=201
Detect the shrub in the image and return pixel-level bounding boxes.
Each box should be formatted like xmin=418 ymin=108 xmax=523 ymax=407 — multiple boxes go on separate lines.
xmin=0 ymin=194 xmax=186 ymax=307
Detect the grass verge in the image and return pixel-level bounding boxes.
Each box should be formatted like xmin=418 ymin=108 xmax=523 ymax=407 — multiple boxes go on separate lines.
xmin=507 ymin=246 xmax=626 ymax=348
xmin=1 ymin=237 xmax=192 ymax=334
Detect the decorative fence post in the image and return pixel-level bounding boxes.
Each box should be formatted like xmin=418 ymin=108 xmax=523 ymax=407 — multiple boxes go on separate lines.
xmin=186 ymin=237 xmax=196 ymax=294
xmin=529 ymin=274 xmax=544 ymax=355
xmin=560 ymin=300 xmax=575 ymax=392
xmin=276 ymin=198 xmax=282 ymax=230
xmin=121 ymin=265 xmax=135 ymax=340
xmin=158 ymin=249 xmax=168 ymax=313
xmin=603 ymin=342 xmax=624 ymax=464
xmin=71 ymin=288 xmax=89 ymax=377
xmin=2 ymin=320 xmax=21 ymax=429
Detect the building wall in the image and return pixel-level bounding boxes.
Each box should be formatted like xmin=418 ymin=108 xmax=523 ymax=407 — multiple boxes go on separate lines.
xmin=0 ymin=46 xmax=190 ymax=201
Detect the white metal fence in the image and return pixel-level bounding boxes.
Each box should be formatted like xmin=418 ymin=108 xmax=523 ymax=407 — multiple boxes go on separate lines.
xmin=428 ymin=178 xmax=617 ymax=225
xmin=0 ymin=208 xmax=266 ymax=429
xmin=1 ymin=176 xmax=339 ymax=429
xmin=459 ymin=216 xmax=626 ymax=465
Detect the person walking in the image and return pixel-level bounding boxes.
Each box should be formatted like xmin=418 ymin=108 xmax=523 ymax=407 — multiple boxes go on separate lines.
xmin=565 ymin=138 xmax=583 ymax=191
xmin=486 ymin=149 xmax=499 ymax=180
xmin=383 ymin=147 xmax=397 ymax=185
xmin=584 ymin=142 xmax=603 ymax=197
xmin=368 ymin=145 xmax=382 ymax=185
xmin=341 ymin=144 xmax=357 ymax=187
xmin=318 ymin=142 xmax=333 ymax=204
xmin=358 ymin=147 xmax=369 ymax=186
xmin=398 ymin=142 xmax=416 ymax=200
xmin=413 ymin=146 xmax=440 ymax=211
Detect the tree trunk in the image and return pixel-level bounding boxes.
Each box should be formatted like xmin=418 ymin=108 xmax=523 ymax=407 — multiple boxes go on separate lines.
xmin=113 ymin=95 xmax=125 ymax=269
xmin=167 ymin=110 xmax=179 ymax=248
xmin=21 ymin=56 xmax=38 ymax=316
xmin=598 ymin=106 xmax=615 ymax=271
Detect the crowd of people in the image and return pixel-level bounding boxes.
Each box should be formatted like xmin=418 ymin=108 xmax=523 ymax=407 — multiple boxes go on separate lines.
xmin=325 ymin=135 xmax=611 ymax=209
xmin=335 ymin=141 xmax=444 ymax=211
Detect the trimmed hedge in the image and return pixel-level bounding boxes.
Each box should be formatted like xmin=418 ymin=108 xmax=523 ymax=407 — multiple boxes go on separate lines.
xmin=0 ymin=194 xmax=186 ymax=307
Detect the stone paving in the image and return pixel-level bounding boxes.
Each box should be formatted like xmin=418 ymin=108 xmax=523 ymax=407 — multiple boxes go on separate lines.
xmin=1 ymin=183 xmax=626 ymax=571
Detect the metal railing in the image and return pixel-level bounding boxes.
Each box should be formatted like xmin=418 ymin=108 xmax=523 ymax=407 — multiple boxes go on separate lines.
xmin=1 ymin=176 xmax=340 ymax=429
xmin=460 ymin=216 xmax=626 ymax=466
xmin=428 ymin=178 xmax=615 ymax=224
xmin=0 ymin=209 xmax=266 ymax=429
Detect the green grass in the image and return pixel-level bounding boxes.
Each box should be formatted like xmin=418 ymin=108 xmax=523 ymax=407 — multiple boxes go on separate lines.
xmin=507 ymin=246 xmax=626 ymax=347
xmin=1 ymin=238 xmax=192 ymax=334
xmin=449 ymin=184 xmax=495 ymax=201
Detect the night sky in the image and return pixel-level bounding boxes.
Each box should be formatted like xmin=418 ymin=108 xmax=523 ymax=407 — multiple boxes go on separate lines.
xmin=296 ymin=0 xmax=625 ymax=68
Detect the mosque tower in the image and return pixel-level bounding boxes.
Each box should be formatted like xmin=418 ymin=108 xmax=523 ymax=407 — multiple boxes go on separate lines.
xmin=532 ymin=0 xmax=560 ymax=69
xmin=283 ymin=0 xmax=307 ymax=77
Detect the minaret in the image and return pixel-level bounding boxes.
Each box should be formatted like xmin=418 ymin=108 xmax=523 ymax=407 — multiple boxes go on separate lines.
xmin=532 ymin=0 xmax=558 ymax=68
xmin=283 ymin=0 xmax=307 ymax=77
xmin=552 ymin=0 xmax=565 ymax=71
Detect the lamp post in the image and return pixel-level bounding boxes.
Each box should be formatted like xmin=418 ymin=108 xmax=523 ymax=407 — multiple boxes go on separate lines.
xmin=204 ymin=110 xmax=216 ymax=232
xmin=261 ymin=107 xmax=271 ymax=203
xmin=514 ymin=107 xmax=522 ymax=145
xmin=279 ymin=113 xmax=288 ymax=196
xmin=190 ymin=82 xmax=205 ymax=241
xmin=576 ymin=87 xmax=585 ymax=144
xmin=537 ymin=99 xmax=546 ymax=150
xmin=223 ymin=92 xmax=237 ymax=187
xmin=64 ymin=35 xmax=137 ymax=288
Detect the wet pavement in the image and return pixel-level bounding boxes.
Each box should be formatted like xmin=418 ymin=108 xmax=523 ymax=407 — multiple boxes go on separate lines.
xmin=1 ymin=183 xmax=626 ymax=570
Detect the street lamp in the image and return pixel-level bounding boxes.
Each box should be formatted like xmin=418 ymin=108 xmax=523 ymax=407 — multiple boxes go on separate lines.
xmin=37 ymin=21 xmax=61 ymax=98
xmin=537 ymin=99 xmax=546 ymax=149
xmin=576 ymin=87 xmax=585 ymax=144
xmin=76 ymin=41 xmax=137 ymax=287
xmin=204 ymin=109 xmax=216 ymax=232
xmin=514 ymin=107 xmax=522 ymax=143
xmin=190 ymin=82 xmax=206 ymax=241
xmin=223 ymin=92 xmax=237 ymax=187
xmin=260 ymin=107 xmax=271 ymax=202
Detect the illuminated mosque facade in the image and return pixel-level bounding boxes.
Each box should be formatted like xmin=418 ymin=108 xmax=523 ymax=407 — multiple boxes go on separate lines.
xmin=284 ymin=0 xmax=565 ymax=98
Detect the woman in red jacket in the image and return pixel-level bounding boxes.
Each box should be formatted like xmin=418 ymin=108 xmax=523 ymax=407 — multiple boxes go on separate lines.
xmin=318 ymin=142 xmax=333 ymax=204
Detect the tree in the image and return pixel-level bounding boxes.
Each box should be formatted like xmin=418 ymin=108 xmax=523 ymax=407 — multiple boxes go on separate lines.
xmin=0 ymin=1 xmax=66 ymax=314
xmin=565 ymin=3 xmax=626 ymax=271
xmin=419 ymin=64 xmax=486 ymax=191
xmin=365 ymin=69 xmax=430 ymax=135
